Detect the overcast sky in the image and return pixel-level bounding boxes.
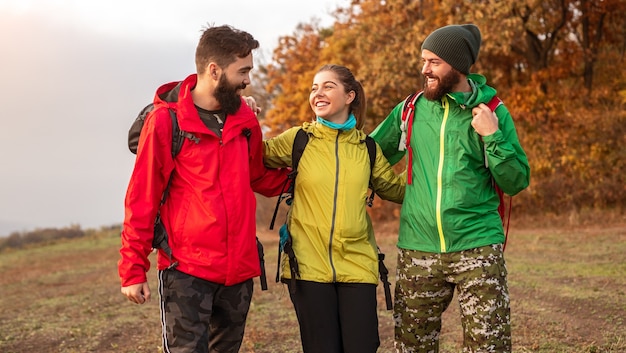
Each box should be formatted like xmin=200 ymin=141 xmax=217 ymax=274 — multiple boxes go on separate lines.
xmin=0 ymin=0 xmax=346 ymax=235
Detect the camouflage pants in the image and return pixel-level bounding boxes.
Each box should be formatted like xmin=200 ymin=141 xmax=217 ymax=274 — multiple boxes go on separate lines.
xmin=394 ymin=244 xmax=511 ymax=353
xmin=158 ymin=269 xmax=253 ymax=353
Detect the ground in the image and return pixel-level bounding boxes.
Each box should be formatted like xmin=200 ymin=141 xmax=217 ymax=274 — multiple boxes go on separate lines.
xmin=0 ymin=219 xmax=624 ymax=352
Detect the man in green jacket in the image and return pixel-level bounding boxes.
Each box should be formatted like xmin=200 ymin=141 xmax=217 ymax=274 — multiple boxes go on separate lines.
xmin=371 ymin=24 xmax=530 ymax=352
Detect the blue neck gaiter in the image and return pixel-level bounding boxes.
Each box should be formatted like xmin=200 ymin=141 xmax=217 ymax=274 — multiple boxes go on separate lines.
xmin=316 ymin=113 xmax=356 ymax=131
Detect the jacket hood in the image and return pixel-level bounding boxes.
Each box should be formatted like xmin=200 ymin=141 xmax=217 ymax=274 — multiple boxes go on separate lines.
xmin=448 ymin=73 xmax=497 ymax=108
xmin=154 ymin=81 xmax=182 ymax=104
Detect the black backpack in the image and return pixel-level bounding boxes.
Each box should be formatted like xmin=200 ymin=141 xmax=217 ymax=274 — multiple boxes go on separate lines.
xmin=269 ymin=128 xmax=393 ymax=309
xmin=127 ymin=104 xmax=269 ymax=289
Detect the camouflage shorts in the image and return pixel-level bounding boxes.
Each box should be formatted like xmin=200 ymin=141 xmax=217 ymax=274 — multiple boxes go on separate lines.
xmin=393 ymin=244 xmax=511 ymax=353
xmin=158 ymin=269 xmax=253 ymax=353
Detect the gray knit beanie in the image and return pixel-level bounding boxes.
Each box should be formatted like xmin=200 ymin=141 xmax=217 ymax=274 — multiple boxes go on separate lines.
xmin=421 ymin=24 xmax=481 ymax=75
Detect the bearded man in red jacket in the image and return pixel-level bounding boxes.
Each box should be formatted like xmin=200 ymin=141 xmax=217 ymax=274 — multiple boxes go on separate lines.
xmin=118 ymin=24 xmax=287 ymax=353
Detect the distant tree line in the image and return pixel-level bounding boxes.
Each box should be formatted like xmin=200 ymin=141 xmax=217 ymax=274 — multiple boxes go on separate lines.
xmin=0 ymin=224 xmax=120 ymax=251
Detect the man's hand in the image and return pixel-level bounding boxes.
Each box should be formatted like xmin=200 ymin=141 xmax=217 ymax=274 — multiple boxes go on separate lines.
xmin=471 ymin=103 xmax=499 ymax=136
xmin=121 ymin=282 xmax=151 ymax=304
xmin=243 ymin=96 xmax=262 ymax=115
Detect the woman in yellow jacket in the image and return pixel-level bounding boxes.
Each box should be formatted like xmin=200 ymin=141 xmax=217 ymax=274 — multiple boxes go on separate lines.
xmin=263 ymin=64 xmax=405 ymax=353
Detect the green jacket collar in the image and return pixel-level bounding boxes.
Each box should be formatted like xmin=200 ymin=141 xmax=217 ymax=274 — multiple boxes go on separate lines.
xmin=446 ymin=73 xmax=497 ymax=108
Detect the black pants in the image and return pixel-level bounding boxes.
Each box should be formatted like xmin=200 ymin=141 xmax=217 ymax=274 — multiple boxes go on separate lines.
xmin=287 ymin=280 xmax=380 ymax=353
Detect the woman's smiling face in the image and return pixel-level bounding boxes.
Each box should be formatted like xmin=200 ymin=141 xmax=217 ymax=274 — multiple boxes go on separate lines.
xmin=309 ymin=70 xmax=355 ymax=124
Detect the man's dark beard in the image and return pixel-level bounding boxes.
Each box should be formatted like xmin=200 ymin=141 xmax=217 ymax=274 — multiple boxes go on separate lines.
xmin=214 ymin=74 xmax=246 ymax=115
xmin=423 ymin=69 xmax=461 ymax=101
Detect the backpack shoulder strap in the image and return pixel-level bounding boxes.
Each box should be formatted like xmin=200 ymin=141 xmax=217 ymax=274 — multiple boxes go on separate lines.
xmin=486 ymin=96 xmax=503 ymax=112
xmin=269 ymin=128 xmax=308 ymax=230
xmin=398 ymin=91 xmax=422 ymax=184
xmin=162 ymin=109 xmax=200 ymax=203
xmin=364 ymin=136 xmax=377 ymax=207
xmin=161 ymin=109 xmax=181 ymax=206
xmin=170 ymin=109 xmax=183 ymax=158
xmin=364 ymin=136 xmax=376 ymax=172
xmin=398 ymin=91 xmax=422 ymax=152
xmin=291 ymin=128 xmax=309 ymax=172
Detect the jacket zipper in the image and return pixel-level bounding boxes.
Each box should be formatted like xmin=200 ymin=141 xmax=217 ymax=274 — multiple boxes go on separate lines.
xmin=436 ymin=97 xmax=450 ymax=253
xmin=328 ymin=131 xmax=340 ymax=281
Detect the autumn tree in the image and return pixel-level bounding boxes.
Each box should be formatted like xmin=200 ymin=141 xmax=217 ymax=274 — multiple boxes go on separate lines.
xmin=261 ymin=0 xmax=626 ymax=216
xmin=262 ymin=22 xmax=329 ymax=135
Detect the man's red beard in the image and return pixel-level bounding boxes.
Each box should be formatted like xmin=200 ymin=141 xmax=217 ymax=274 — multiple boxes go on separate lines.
xmin=423 ymin=69 xmax=462 ymax=101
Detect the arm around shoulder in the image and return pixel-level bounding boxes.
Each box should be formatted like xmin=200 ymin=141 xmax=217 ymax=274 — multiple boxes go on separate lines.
xmin=263 ymin=126 xmax=301 ymax=169
xmin=370 ymin=142 xmax=406 ymax=204
xmin=247 ymin=123 xmax=290 ymax=197
xmin=370 ymin=103 xmax=406 ymax=166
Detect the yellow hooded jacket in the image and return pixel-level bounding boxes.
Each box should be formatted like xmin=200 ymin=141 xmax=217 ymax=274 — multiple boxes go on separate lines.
xmin=263 ymin=122 xmax=405 ymax=284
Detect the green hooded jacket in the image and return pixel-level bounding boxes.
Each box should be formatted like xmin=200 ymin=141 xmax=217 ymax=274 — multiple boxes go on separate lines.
xmin=371 ymin=74 xmax=530 ymax=253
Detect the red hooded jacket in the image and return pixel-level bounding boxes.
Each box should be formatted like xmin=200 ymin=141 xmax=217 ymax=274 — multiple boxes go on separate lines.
xmin=118 ymin=74 xmax=287 ymax=287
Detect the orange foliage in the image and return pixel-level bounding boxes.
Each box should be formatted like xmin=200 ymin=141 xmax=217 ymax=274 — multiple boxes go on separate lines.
xmin=262 ymin=23 xmax=325 ymax=136
xmin=261 ymin=0 xmax=626 ymax=214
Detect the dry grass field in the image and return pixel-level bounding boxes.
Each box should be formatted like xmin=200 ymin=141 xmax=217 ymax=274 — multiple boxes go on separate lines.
xmin=0 ymin=217 xmax=624 ymax=352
